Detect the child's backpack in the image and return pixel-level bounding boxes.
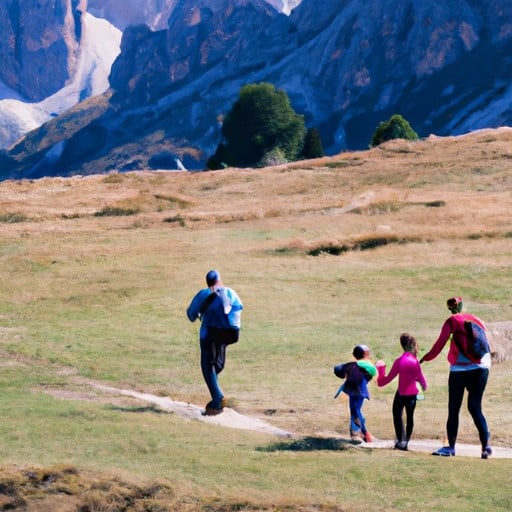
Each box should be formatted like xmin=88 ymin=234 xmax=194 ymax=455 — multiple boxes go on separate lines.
xmin=333 ymin=361 xmax=373 ymax=395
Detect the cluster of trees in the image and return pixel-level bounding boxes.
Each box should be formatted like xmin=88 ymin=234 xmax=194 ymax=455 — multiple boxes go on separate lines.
xmin=207 ymin=82 xmax=417 ymax=170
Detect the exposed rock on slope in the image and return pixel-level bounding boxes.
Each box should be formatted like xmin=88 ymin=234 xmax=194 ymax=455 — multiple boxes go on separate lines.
xmin=0 ymin=0 xmax=84 ymax=102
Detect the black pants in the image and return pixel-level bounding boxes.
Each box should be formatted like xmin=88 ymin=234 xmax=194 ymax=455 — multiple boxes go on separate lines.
xmin=212 ymin=342 xmax=226 ymax=374
xmin=200 ymin=338 xmax=226 ymax=407
xmin=447 ymin=368 xmax=489 ymax=449
xmin=392 ymin=392 xmax=417 ymax=443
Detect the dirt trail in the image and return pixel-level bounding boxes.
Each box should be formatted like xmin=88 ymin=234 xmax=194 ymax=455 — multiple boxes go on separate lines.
xmin=85 ymin=381 xmax=512 ymax=459
xmin=90 ymin=382 xmax=292 ymax=437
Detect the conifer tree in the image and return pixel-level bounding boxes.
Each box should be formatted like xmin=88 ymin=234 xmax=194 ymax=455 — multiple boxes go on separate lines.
xmin=302 ymin=127 xmax=324 ymax=159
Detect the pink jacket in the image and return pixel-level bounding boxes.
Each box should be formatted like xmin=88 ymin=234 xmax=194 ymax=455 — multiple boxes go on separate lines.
xmin=422 ymin=313 xmax=486 ymax=366
xmin=377 ymin=352 xmax=427 ymax=396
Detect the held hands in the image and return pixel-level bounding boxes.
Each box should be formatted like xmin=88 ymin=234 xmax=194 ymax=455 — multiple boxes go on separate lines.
xmin=375 ymin=359 xmax=386 ymax=367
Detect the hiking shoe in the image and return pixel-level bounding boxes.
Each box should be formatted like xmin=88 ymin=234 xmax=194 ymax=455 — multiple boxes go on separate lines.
xmin=432 ymin=446 xmax=455 ymax=457
xmin=481 ymin=446 xmax=493 ymax=459
xmin=203 ymin=405 xmax=223 ymax=416
xmin=203 ymin=400 xmax=224 ymax=416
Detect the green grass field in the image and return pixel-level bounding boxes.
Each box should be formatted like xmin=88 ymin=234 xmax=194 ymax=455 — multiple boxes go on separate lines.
xmin=0 ymin=130 xmax=510 ymax=510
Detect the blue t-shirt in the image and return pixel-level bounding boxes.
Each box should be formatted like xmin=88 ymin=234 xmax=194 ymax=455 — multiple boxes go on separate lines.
xmin=187 ymin=287 xmax=243 ymax=339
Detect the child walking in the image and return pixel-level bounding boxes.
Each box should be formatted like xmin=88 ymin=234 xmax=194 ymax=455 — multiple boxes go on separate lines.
xmin=376 ymin=333 xmax=427 ymax=450
xmin=334 ymin=344 xmax=377 ymax=442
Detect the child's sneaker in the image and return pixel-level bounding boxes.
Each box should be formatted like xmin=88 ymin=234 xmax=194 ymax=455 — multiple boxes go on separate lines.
xmin=432 ymin=446 xmax=455 ymax=457
xmin=394 ymin=441 xmax=408 ymax=451
xmin=481 ymin=446 xmax=493 ymax=459
xmin=363 ymin=431 xmax=373 ymax=443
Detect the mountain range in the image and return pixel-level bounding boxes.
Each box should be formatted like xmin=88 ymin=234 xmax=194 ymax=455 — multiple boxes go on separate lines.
xmin=1 ymin=0 xmax=511 ymax=179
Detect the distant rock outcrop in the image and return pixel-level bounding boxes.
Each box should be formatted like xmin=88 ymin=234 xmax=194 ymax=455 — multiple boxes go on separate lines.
xmin=87 ymin=0 xmax=175 ymax=31
xmin=0 ymin=3 xmax=121 ymax=151
xmin=109 ymin=0 xmax=287 ymax=106
xmin=87 ymin=0 xmax=300 ymax=30
xmin=0 ymin=0 xmax=84 ymax=102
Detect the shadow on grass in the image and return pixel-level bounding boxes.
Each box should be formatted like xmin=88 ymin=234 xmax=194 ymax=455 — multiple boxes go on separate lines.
xmin=307 ymin=235 xmax=414 ymax=256
xmin=106 ymin=404 xmax=168 ymax=414
xmin=257 ymin=436 xmax=359 ymax=452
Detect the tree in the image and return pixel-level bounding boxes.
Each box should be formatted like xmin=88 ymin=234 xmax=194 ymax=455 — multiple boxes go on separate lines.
xmin=206 ymin=143 xmax=231 ymax=170
xmin=301 ymin=127 xmax=324 ymax=159
xmin=208 ymin=82 xmax=306 ymax=169
xmin=370 ymin=114 xmax=418 ymax=147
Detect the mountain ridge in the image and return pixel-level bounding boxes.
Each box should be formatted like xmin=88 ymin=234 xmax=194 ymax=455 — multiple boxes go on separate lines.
xmin=1 ymin=0 xmax=512 ymax=179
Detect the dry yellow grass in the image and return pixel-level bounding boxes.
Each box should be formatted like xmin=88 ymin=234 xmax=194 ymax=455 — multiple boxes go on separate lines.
xmin=0 ymin=128 xmax=509 ymax=237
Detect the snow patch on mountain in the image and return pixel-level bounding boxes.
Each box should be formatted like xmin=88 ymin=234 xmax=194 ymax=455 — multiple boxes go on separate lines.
xmin=0 ymin=13 xmax=121 ymax=149
xmin=266 ymin=0 xmax=302 ymax=15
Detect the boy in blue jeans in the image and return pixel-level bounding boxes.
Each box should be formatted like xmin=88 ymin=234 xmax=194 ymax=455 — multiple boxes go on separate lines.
xmin=334 ymin=344 xmax=377 ymax=442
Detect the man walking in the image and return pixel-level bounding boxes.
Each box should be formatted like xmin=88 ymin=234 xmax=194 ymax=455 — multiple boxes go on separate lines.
xmin=187 ymin=270 xmax=243 ymax=415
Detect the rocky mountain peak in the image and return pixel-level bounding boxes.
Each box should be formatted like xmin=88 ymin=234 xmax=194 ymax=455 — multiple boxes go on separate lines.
xmin=0 ymin=0 xmax=86 ymax=102
xmin=109 ymin=0 xmax=288 ymax=106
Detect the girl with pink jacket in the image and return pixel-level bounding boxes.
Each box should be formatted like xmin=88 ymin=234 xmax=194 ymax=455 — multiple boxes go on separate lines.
xmin=376 ymin=333 xmax=427 ymax=451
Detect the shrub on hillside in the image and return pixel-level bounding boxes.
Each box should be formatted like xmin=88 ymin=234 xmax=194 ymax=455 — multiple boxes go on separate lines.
xmin=259 ymin=147 xmax=288 ymax=167
xmin=94 ymin=205 xmax=139 ymax=217
xmin=370 ymin=114 xmax=418 ymax=147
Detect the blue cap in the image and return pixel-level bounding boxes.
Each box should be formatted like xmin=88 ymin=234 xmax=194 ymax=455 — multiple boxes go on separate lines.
xmin=206 ymin=270 xmax=220 ymax=286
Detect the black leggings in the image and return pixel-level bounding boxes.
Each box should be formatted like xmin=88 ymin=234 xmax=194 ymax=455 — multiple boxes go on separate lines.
xmin=447 ymin=368 xmax=489 ymax=449
xmin=211 ymin=341 xmax=226 ymax=374
xmin=392 ymin=392 xmax=417 ymax=443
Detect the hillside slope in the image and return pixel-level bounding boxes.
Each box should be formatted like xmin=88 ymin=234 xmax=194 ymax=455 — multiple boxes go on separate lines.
xmin=0 ymin=129 xmax=510 ymax=511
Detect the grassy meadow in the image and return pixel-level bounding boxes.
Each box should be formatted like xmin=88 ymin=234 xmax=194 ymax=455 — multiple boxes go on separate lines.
xmin=0 ymin=129 xmax=511 ymax=510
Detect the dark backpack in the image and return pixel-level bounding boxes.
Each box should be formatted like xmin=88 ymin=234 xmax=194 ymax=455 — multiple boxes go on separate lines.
xmin=200 ymin=292 xmax=240 ymax=345
xmin=463 ymin=320 xmax=490 ymax=360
